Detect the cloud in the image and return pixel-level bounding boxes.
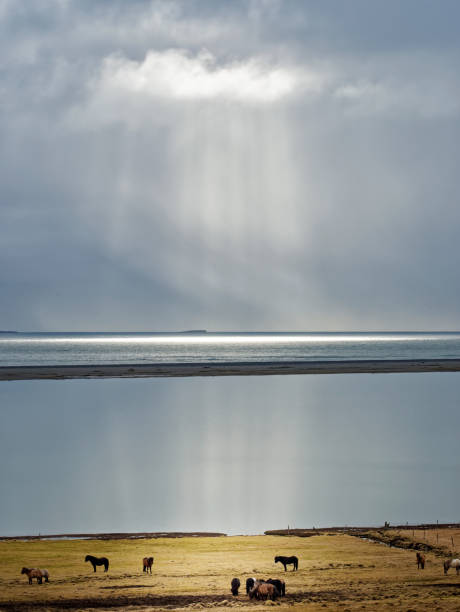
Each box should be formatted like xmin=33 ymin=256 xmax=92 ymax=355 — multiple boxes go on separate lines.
xmin=2 ymin=0 xmax=460 ymax=333
xmin=94 ymin=49 xmax=311 ymax=105
xmin=333 ymin=70 xmax=460 ymax=118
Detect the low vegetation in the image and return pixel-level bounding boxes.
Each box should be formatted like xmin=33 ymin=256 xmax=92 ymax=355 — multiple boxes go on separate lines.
xmin=1 ymin=530 xmax=459 ymax=611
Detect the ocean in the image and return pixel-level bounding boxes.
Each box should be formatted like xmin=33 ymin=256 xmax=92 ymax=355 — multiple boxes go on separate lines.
xmin=1 ymin=332 xmax=460 ymax=380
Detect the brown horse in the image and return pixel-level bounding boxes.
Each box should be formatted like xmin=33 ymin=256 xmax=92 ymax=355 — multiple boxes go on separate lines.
xmin=143 ymin=557 xmax=154 ymax=573
xmin=416 ymin=552 xmax=425 ymax=569
xmin=249 ymin=582 xmax=277 ymax=601
xmin=21 ymin=568 xmax=49 ymax=584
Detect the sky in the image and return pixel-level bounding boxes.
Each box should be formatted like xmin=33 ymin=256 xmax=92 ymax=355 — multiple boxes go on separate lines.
xmin=1 ymin=0 xmax=460 ymax=535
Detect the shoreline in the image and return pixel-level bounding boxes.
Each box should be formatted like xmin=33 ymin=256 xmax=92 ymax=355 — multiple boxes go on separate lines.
xmin=3 ymin=522 xmax=460 ymax=541
xmin=2 ymin=358 xmax=460 ymax=380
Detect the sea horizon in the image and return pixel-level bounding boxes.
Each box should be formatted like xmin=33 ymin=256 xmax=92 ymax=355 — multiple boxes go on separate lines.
xmin=2 ymin=331 xmax=460 ymax=379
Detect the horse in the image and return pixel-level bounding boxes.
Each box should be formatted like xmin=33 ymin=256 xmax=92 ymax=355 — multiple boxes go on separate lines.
xmin=274 ymin=555 xmax=298 ymax=571
xmin=267 ymin=578 xmax=285 ymax=596
xmin=443 ymin=558 xmax=460 ymax=575
xmin=21 ymin=567 xmax=48 ymax=584
xmin=416 ymin=552 xmax=425 ymax=569
xmin=231 ymin=577 xmax=240 ymax=595
xmin=143 ymin=557 xmax=154 ymax=573
xmin=85 ymin=555 xmax=109 ymax=572
xmin=249 ymin=582 xmax=277 ymax=601
xmin=246 ymin=577 xmax=256 ymax=594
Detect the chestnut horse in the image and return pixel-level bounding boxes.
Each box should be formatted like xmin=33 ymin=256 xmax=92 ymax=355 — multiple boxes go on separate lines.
xmin=416 ymin=552 xmax=425 ymax=569
xmin=249 ymin=582 xmax=277 ymax=601
xmin=143 ymin=557 xmax=154 ymax=573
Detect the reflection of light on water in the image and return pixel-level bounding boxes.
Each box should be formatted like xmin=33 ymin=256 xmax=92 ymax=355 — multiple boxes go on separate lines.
xmin=3 ymin=333 xmax=456 ymax=344
xmin=2 ymin=333 xmax=460 ymax=368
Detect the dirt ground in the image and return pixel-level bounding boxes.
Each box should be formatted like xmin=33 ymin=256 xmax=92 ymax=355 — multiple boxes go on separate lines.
xmin=1 ymin=531 xmax=459 ymax=611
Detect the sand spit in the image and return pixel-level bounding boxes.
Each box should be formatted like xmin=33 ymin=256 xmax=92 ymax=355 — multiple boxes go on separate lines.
xmin=2 ymin=358 xmax=460 ymax=380
xmin=0 ymin=531 xmax=226 ymax=542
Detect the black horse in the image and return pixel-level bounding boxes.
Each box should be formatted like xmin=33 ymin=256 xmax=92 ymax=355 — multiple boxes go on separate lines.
xmin=274 ymin=555 xmax=298 ymax=571
xmin=267 ymin=578 xmax=285 ymax=596
xmin=85 ymin=555 xmax=109 ymax=572
xmin=231 ymin=577 xmax=240 ymax=595
xmin=246 ymin=577 xmax=256 ymax=594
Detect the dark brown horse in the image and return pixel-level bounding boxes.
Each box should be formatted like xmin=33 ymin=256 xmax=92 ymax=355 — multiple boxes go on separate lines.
xmin=231 ymin=577 xmax=240 ymax=595
xmin=143 ymin=557 xmax=154 ymax=573
xmin=267 ymin=578 xmax=285 ymax=596
xmin=85 ymin=555 xmax=109 ymax=572
xmin=416 ymin=552 xmax=425 ymax=569
xmin=274 ymin=555 xmax=298 ymax=571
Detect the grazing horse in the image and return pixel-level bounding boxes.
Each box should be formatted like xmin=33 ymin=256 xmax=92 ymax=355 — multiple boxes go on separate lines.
xmin=275 ymin=555 xmax=298 ymax=571
xmin=143 ymin=557 xmax=154 ymax=573
xmin=231 ymin=577 xmax=240 ymax=595
xmin=249 ymin=582 xmax=277 ymax=601
xmin=443 ymin=558 xmax=460 ymax=575
xmin=416 ymin=552 xmax=425 ymax=569
xmin=85 ymin=555 xmax=109 ymax=572
xmin=267 ymin=578 xmax=285 ymax=596
xmin=21 ymin=568 xmax=48 ymax=584
xmin=246 ymin=577 xmax=256 ymax=594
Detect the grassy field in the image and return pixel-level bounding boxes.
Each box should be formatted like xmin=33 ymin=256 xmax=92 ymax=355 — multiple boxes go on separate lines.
xmin=1 ymin=531 xmax=459 ymax=611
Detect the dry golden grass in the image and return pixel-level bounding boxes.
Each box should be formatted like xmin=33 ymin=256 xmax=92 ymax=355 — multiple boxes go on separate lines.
xmin=382 ymin=527 xmax=460 ymax=557
xmin=0 ymin=532 xmax=459 ymax=611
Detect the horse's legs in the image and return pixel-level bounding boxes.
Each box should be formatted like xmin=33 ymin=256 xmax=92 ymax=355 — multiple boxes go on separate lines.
xmin=92 ymin=563 xmax=97 ymax=572
xmin=28 ymin=577 xmax=32 ymax=585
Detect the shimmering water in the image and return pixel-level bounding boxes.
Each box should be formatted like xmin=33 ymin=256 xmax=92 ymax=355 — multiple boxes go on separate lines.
xmin=1 ymin=331 xmax=460 ymax=367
